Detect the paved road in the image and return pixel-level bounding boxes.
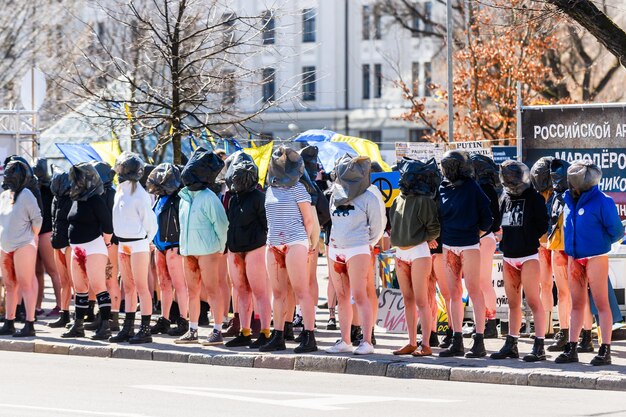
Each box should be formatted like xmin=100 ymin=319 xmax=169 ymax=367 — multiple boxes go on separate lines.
xmin=0 ymin=351 xmax=625 ymax=417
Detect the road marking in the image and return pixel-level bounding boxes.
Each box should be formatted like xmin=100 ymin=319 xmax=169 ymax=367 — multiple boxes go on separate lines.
xmin=0 ymin=403 xmax=151 ymax=417
xmin=133 ymin=385 xmax=459 ymax=411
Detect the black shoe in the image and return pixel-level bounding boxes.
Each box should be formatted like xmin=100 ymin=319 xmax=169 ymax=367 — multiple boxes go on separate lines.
xmin=91 ymin=319 xmax=111 ymax=341
xmin=284 ymin=322 xmax=295 ymax=341
xmin=259 ymin=330 xmax=286 ymax=352
xmin=326 ymin=318 xmax=337 ymax=331
xmin=293 ymin=314 xmax=303 ymax=328
xmin=0 ymin=319 xmax=15 ymax=336
xmin=129 ymin=324 xmax=152 ymax=344
xmin=439 ymin=328 xmax=453 ymax=349
xmin=225 ymin=332 xmax=252 ymax=348
xmin=371 ymin=329 xmax=377 ymax=346
xmin=547 ymin=329 xmax=569 ymax=352
xmin=62 ymin=320 xmax=85 ymax=338
xmin=198 ymin=301 xmax=210 ymax=326
xmin=150 ymin=316 xmax=171 ymax=335
xmin=590 ymin=344 xmax=611 ymax=366
xmin=294 ymin=328 xmax=305 ymax=343
xmin=465 ymin=333 xmax=486 ymax=358
xmin=109 ymin=317 xmax=135 ymax=343
xmin=351 ymin=326 xmax=363 ymax=346
xmin=84 ymin=313 xmax=101 ymax=331
xmin=85 ymin=301 xmax=96 ymax=322
xmin=523 ymin=338 xmax=546 ymax=362
xmin=249 ymin=332 xmax=270 ymax=349
xmin=16 ymin=304 xmax=26 ymax=323
xmin=577 ymin=329 xmax=594 ymax=353
xmin=484 ymin=319 xmax=498 ymax=339
xmin=110 ymin=312 xmax=120 ymax=332
xmin=294 ymin=330 xmax=317 ymax=353
xmin=439 ymin=333 xmax=464 ymax=357
xmin=429 ymin=331 xmax=440 ymax=348
xmin=555 ymin=342 xmax=579 ymax=364
xmin=13 ymin=321 xmax=35 ymax=337
xmin=49 ymin=311 xmax=71 ymax=328
xmin=490 ymin=335 xmax=519 ymax=359
xmin=167 ymin=317 xmax=189 ymax=337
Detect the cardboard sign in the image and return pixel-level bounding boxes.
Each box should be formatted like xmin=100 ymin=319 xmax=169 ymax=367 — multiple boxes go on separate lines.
xmin=395 ymin=142 xmax=445 ymax=162
xmin=449 ymin=140 xmax=493 ymax=157
xmin=371 ymin=171 xmax=400 ymax=208
xmin=376 ymin=288 xmax=407 ymax=333
xmin=491 ymin=146 xmax=517 ymax=164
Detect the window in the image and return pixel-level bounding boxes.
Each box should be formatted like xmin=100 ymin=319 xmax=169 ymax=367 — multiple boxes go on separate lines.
xmin=222 ymin=12 xmax=236 ymax=45
xmin=362 ymin=64 xmax=371 ymax=99
xmin=424 ymin=1 xmax=433 ymax=33
xmin=411 ymin=9 xmax=420 ymax=37
xmin=261 ymin=11 xmax=275 ymax=45
xmin=412 ymin=62 xmax=420 ymax=95
xmin=262 ymin=68 xmax=275 ymax=103
xmin=302 ymin=8 xmax=316 ymax=42
xmin=222 ymin=71 xmax=236 ymax=106
xmin=424 ymin=62 xmax=432 ymax=97
xmin=302 ymin=66 xmax=316 ymax=101
xmin=359 ymin=130 xmax=382 ymax=145
xmin=374 ymin=63 xmax=382 ymax=98
xmin=409 ymin=128 xmax=432 ymax=142
xmin=373 ymin=6 xmax=382 ymax=40
xmin=362 ymin=5 xmax=371 ymax=40
xmin=363 ymin=5 xmax=381 ymax=40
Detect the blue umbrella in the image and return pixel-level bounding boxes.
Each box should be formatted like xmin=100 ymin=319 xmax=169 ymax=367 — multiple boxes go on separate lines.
xmin=293 ymin=129 xmax=336 ymax=143
xmin=314 ymin=141 xmax=356 ymax=172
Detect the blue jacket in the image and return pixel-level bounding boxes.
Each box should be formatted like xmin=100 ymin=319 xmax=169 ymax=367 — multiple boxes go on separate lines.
xmin=178 ymin=187 xmax=228 ymax=256
xmin=563 ymin=186 xmax=623 ymax=259
xmin=439 ymin=179 xmax=493 ymax=246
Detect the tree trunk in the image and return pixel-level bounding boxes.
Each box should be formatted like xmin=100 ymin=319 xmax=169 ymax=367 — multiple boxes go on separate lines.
xmin=548 ymin=0 xmax=626 ymax=69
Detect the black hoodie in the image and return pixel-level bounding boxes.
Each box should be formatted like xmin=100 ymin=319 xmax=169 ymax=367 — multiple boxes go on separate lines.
xmin=499 ymin=187 xmax=549 ymax=258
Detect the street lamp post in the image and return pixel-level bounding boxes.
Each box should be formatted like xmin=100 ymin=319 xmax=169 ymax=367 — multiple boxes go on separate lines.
xmin=446 ymin=0 xmax=454 ymax=144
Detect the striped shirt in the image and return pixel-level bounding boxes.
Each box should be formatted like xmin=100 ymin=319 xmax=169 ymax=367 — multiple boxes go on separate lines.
xmin=265 ymin=183 xmax=311 ymax=246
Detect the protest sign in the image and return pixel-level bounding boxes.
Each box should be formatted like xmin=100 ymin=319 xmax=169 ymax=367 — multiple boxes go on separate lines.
xmin=449 ymin=140 xmax=493 ymax=157
xmin=376 ymin=288 xmax=407 ymax=334
xmin=491 ymin=146 xmax=517 ymax=164
xmin=395 ymin=142 xmax=445 ymax=162
xmin=371 ymin=171 xmax=400 ymax=208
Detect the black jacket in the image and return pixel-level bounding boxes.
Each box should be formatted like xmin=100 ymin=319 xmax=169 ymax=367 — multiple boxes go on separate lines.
xmin=40 ymin=185 xmax=54 ymax=234
xmin=68 ymin=194 xmax=114 ymax=245
xmin=480 ymin=183 xmax=501 ymax=235
xmin=154 ymin=194 xmax=181 ymax=247
xmin=51 ymin=195 xmax=72 ymax=249
xmin=499 ymin=187 xmax=549 ymax=258
xmin=226 ymin=188 xmax=267 ymax=253
xmin=102 ymin=187 xmax=118 ymax=245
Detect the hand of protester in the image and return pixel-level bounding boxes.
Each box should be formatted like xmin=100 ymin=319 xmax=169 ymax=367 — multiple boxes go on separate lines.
xmin=428 ymin=240 xmax=438 ymax=249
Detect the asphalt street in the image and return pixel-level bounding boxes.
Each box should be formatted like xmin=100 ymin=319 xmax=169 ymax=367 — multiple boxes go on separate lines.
xmin=0 ymin=351 xmax=625 ymax=417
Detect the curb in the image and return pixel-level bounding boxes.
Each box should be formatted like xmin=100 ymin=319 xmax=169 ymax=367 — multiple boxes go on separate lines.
xmin=1 ymin=339 xmax=625 ymax=391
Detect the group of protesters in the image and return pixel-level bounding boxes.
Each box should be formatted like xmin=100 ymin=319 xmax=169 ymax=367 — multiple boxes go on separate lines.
xmin=0 ymin=144 xmax=621 ymax=366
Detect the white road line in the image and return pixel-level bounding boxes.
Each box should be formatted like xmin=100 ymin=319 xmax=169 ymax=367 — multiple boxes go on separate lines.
xmin=0 ymin=403 xmax=152 ymax=417
xmin=133 ymin=385 xmax=459 ymax=411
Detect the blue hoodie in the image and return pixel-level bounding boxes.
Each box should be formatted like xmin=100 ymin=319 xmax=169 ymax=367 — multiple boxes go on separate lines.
xmin=563 ymin=186 xmax=623 ymax=259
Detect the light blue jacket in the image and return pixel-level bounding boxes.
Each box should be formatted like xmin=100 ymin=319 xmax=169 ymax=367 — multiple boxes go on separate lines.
xmin=178 ymin=187 xmax=228 ymax=256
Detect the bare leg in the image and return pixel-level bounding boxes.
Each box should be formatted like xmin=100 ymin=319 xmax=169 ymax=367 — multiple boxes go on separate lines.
xmin=228 ymin=252 xmax=252 ymax=330
xmin=520 ymin=260 xmax=546 ymax=338
xmin=461 ymin=249 xmax=485 ymax=333
xmin=118 ymin=252 xmax=137 ymax=314
xmin=347 ymin=254 xmax=374 ymax=344
xmin=198 ymin=253 xmax=225 ymax=329
xmin=106 ymin=244 xmax=121 ymax=312
xmin=568 ymin=257 xmax=588 ymax=343
xmin=286 ymin=245 xmax=315 ymax=330
xmin=245 ymin=247 xmax=271 ymax=331
xmin=587 ymin=256 xmax=611 ymax=344
xmin=38 ymin=232 xmax=61 ymax=309
xmin=412 ymin=257 xmax=433 ymax=347
xmin=183 ymin=256 xmax=202 ymax=323
xmin=538 ymin=247 xmax=554 ymax=332
xmin=329 ymin=258 xmax=352 ymax=344
xmin=54 ymin=248 xmax=73 ymax=310
xmin=1 ymin=251 xmax=18 ymax=320
xmin=443 ymin=249 xmax=464 ymax=333
xmin=14 ymin=245 xmax=39 ymax=321
xmin=166 ymin=248 xmax=188 ymax=319
xmin=266 ymin=247 xmax=290 ymax=331
xmin=156 ymin=250 xmax=173 ymax=318
xmin=479 ymin=235 xmax=497 ymax=320
xmin=552 ymin=250 xmax=571 ymax=330
xmin=396 ymin=259 xmax=417 ymax=346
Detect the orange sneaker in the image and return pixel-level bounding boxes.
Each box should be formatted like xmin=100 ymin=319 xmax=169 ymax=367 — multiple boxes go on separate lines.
xmin=393 ymin=344 xmax=417 ymax=355
xmin=412 ymin=345 xmax=433 ymax=357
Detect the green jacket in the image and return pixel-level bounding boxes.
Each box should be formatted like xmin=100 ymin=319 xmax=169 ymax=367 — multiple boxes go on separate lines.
xmin=178 ymin=187 xmax=228 ymax=256
xmin=389 ymin=194 xmax=440 ymax=247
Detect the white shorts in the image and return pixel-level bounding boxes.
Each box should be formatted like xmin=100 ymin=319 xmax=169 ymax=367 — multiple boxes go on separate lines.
xmin=481 ymin=233 xmax=496 ymax=243
xmin=503 ymin=254 xmax=539 ymax=271
xmin=71 ymin=236 xmax=108 ymax=257
xmin=395 ymin=242 xmax=430 ymax=263
xmin=443 ymin=244 xmax=480 ymax=256
xmin=118 ymin=238 xmax=151 ymax=255
xmin=328 ymin=245 xmax=371 ymax=264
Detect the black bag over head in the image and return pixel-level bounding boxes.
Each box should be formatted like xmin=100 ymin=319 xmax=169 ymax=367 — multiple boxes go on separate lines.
xmin=470 ymin=154 xmax=500 ymax=188
xmin=550 ymin=159 xmax=570 ymax=194
xmin=50 ymin=171 xmax=71 ymax=197
xmin=3 ymin=160 xmax=32 ymax=200
xmin=69 ymin=162 xmax=104 ymax=201
xmin=567 ymin=160 xmax=601 ymax=196
xmin=225 ymin=151 xmax=258 ymax=194
xmin=32 ymin=158 xmax=50 ymax=187
xmin=441 ymin=150 xmax=473 ymax=183
xmin=146 ymin=163 xmax=182 ymax=196
xmin=500 ymin=160 xmax=531 ymax=196
xmin=267 ymin=146 xmax=304 ymax=188
xmin=398 ymin=157 xmax=442 ymax=198
xmin=300 ymin=145 xmax=320 ymax=180
xmin=181 ymin=147 xmax=225 ymax=191
xmin=332 ymin=154 xmax=371 ymax=206
xmin=114 ymin=152 xmax=145 ymax=183
xmin=91 ymin=161 xmax=115 ymax=190
xmin=530 ymin=156 xmax=555 ymax=193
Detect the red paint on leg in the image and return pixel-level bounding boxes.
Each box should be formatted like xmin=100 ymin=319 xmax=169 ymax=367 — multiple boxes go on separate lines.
xmin=539 ymin=247 xmax=551 ymax=265
xmin=271 ymin=246 xmax=287 ymax=269
xmin=485 ymin=308 xmax=497 ymax=320
xmin=396 ymin=258 xmax=411 ymax=276
xmin=445 ymin=250 xmax=462 ymax=274
xmin=73 ymin=247 xmax=88 ymax=275
xmin=2 ymin=252 xmax=15 ymax=282
xmin=232 ymin=252 xmax=246 ymax=272
xmin=156 ymin=253 xmax=169 ymax=278
xmin=570 ymin=260 xmax=586 ymax=285
xmin=187 ymin=256 xmax=200 ymax=273
xmin=333 ymin=255 xmax=347 ymax=275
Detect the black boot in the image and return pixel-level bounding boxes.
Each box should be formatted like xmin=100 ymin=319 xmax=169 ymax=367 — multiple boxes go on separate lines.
xmin=555 ymin=341 xmax=579 ymax=364
xmin=110 ymin=312 xmax=120 ymax=332
xmin=590 ymin=344 xmax=611 ymax=366
xmin=523 ymin=338 xmax=546 ymax=362
xmin=490 ymin=335 xmax=519 ymax=359
xmin=167 ymin=317 xmax=189 ymax=337
xmin=62 ymin=319 xmax=85 ymax=338
xmin=109 ymin=314 xmax=135 ymax=343
xmin=284 ymin=321 xmax=295 ymax=341
xmin=259 ymin=330 xmax=286 ymax=352
xmin=351 ymin=326 xmax=363 ymax=347
xmin=198 ymin=301 xmax=210 ymax=326
xmin=129 ymin=315 xmax=152 ymax=344
xmin=16 ymin=303 xmax=26 ymax=323
xmin=439 ymin=332 xmax=464 ymax=357
xmin=150 ymin=316 xmax=171 ymax=335
xmin=484 ymin=319 xmax=498 ymax=339
xmin=429 ymin=331 xmax=440 ymax=348
xmin=13 ymin=321 xmax=35 ymax=337
xmin=0 ymin=319 xmax=15 ymax=336
xmin=225 ymin=332 xmax=252 ymax=348
xmin=249 ymin=332 xmax=271 ymax=349
xmin=91 ymin=319 xmax=111 ymax=341
xmin=577 ymin=329 xmax=594 ymax=353
xmin=465 ymin=333 xmax=487 ymax=358
xmin=371 ymin=328 xmax=377 ymax=346
xmin=439 ymin=328 xmax=453 ymax=349
xmin=294 ymin=328 xmax=305 ymax=343
xmin=223 ymin=313 xmax=241 ymax=338
xmin=547 ymin=328 xmax=568 ymax=352
xmin=294 ymin=330 xmax=317 ymax=353
xmin=49 ymin=310 xmax=71 ymax=328
xmin=84 ymin=312 xmax=101 ymax=331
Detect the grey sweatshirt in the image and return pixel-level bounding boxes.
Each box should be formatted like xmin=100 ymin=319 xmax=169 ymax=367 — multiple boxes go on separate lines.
xmin=0 ymin=189 xmax=43 ymax=253
xmin=329 ymin=185 xmax=386 ymax=249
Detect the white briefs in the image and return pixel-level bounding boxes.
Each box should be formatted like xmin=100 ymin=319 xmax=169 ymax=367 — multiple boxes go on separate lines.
xmin=395 ymin=241 xmax=430 ymax=263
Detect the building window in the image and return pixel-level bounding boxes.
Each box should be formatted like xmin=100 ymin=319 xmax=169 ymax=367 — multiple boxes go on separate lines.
xmin=409 ymin=128 xmax=432 ymax=142
xmin=424 ymin=1 xmax=433 ymax=33
xmin=411 ymin=9 xmax=420 ymax=38
xmin=359 ymin=130 xmax=382 ymax=145
xmin=363 ymin=5 xmax=382 ymax=40
xmin=302 ymin=66 xmax=316 ymax=101
xmin=222 ymin=71 xmax=236 ymax=106
xmin=412 ymin=62 xmax=420 ymax=95
xmin=302 ymin=8 xmax=316 ymax=43
xmin=262 ymin=68 xmax=275 ymax=103
xmin=222 ymin=12 xmax=236 ymax=45
xmin=261 ymin=11 xmax=275 ymax=45
xmin=362 ymin=64 xmax=371 ymax=99
xmin=373 ymin=6 xmax=382 ymax=40
xmin=374 ymin=64 xmax=382 ymax=98
xmin=362 ymin=5 xmax=371 ymax=40
xmin=424 ymin=62 xmax=432 ymax=97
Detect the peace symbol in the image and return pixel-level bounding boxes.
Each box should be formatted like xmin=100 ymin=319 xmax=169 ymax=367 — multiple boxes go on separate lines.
xmin=372 ymin=177 xmax=392 ymax=203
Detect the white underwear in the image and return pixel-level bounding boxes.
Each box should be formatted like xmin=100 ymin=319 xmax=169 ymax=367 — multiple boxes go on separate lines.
xmin=118 ymin=238 xmax=151 ymax=255
xmin=443 ymin=243 xmax=480 ymax=256
xmin=328 ymin=245 xmax=371 ymax=264
xmin=503 ymin=254 xmax=539 ymax=271
xmin=71 ymin=236 xmax=108 ymax=257
xmin=395 ymin=242 xmax=431 ymax=263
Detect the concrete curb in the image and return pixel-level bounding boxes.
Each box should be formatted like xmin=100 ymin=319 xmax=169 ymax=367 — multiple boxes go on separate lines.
xmin=2 ymin=340 xmax=625 ymax=391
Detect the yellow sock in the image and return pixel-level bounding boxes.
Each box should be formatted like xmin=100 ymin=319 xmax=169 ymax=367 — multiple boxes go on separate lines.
xmin=261 ymin=328 xmax=271 ymax=338
xmin=242 ymin=328 xmax=251 ymax=337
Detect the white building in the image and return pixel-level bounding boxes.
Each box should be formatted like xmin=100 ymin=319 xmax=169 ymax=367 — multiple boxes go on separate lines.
xmin=233 ymin=0 xmax=445 ymax=159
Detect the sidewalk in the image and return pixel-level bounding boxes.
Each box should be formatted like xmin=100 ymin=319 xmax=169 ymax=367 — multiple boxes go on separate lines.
xmin=2 ymin=256 xmax=625 ymax=392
